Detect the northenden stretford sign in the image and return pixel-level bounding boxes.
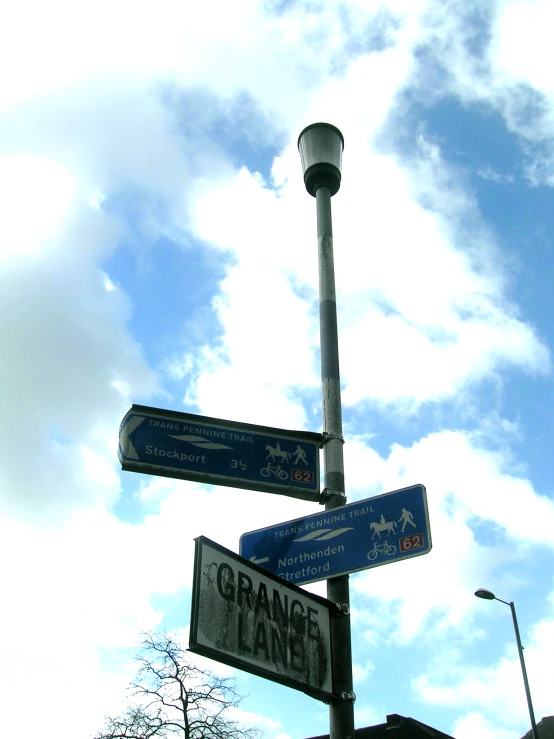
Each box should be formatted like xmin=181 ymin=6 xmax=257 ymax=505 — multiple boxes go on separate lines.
xmin=118 ymin=405 xmax=322 ymax=502
xmin=189 ymin=537 xmax=335 ymax=702
xmin=240 ymin=484 xmax=432 ymax=584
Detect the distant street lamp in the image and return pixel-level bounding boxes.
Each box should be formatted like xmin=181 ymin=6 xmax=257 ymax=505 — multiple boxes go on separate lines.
xmin=474 ymin=589 xmax=538 ymax=739
xmin=299 ymin=123 xmax=354 ymax=739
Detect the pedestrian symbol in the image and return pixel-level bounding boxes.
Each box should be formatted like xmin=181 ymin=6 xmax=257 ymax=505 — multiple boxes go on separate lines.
xmin=399 ymin=508 xmax=415 ymax=532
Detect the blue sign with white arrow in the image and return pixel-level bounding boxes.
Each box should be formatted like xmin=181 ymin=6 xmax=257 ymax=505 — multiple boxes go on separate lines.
xmin=118 ymin=405 xmax=322 ymax=502
xmin=240 ymin=484 xmax=431 ymax=584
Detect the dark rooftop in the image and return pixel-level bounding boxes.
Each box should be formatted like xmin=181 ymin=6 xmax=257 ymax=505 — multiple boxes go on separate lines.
xmin=305 ymin=713 xmax=455 ymax=739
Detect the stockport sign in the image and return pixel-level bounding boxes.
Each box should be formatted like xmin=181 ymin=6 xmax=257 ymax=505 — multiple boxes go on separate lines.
xmin=189 ymin=537 xmax=335 ymax=702
xmin=118 ymin=405 xmax=322 ymax=502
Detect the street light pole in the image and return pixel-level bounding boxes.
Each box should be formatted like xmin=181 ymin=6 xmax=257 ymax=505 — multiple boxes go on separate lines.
xmin=508 ymin=600 xmax=538 ymax=739
xmin=475 ymin=589 xmax=538 ymax=739
xmin=299 ymin=124 xmax=355 ymax=739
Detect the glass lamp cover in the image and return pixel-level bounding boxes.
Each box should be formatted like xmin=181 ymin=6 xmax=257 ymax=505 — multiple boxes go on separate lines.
xmin=298 ymin=123 xmax=344 ymax=196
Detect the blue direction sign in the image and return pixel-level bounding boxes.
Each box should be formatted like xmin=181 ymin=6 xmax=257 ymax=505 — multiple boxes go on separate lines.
xmin=240 ymin=484 xmax=431 ymax=585
xmin=118 ymin=405 xmax=323 ymax=502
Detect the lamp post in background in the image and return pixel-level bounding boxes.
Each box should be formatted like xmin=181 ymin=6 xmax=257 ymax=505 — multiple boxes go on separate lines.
xmin=299 ymin=123 xmax=354 ymax=739
xmin=475 ymin=589 xmax=538 ymax=739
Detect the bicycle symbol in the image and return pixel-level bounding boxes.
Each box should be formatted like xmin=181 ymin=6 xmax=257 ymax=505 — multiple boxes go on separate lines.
xmin=367 ymin=541 xmax=396 ymax=560
xmin=260 ymin=464 xmax=288 ymax=481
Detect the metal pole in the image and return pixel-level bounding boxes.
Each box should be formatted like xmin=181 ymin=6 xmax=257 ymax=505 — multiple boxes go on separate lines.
xmin=316 ymin=185 xmax=355 ymax=739
xmin=507 ymin=601 xmax=539 ymax=739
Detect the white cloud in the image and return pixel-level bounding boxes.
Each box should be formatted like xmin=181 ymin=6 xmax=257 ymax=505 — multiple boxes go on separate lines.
xmin=336 ymin=141 xmax=548 ymax=409
xmin=492 ymin=0 xmax=554 ymax=96
xmin=0 ymin=213 xmax=156 ymax=520
xmin=0 ymin=509 xmax=158 ymax=737
xmin=0 ymin=155 xmax=76 ymax=258
xmin=453 ymin=712 xmax=520 ymax=739
xmin=353 ymin=705 xmax=382 ymax=728
xmin=181 ymin=263 xmax=319 ymax=427
xmin=229 ymin=706 xmax=283 ymax=737
xmin=353 ymin=661 xmax=375 ymax=682
xmin=393 ymin=0 xmax=554 ymax=181
xmin=137 ymin=475 xmax=317 ymax=554
xmin=384 ymin=430 xmax=554 ymax=545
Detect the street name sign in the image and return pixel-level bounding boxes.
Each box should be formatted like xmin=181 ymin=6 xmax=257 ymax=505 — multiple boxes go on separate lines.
xmin=189 ymin=536 xmax=335 ymax=702
xmin=118 ymin=404 xmax=322 ymax=502
xmin=240 ymin=484 xmax=431 ymax=585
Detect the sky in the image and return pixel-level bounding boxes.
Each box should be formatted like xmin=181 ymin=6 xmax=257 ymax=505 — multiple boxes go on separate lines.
xmin=1 ymin=0 xmax=553 ymax=737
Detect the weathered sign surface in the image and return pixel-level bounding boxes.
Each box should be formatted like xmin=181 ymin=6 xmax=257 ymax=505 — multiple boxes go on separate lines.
xmin=118 ymin=404 xmax=322 ymax=501
xmin=189 ymin=536 xmax=335 ymax=702
xmin=240 ymin=484 xmax=431 ymax=584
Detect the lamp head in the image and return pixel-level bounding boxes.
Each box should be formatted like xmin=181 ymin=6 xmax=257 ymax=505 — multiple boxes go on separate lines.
xmin=298 ymin=123 xmax=344 ymax=197
xmin=475 ymin=588 xmax=496 ymax=600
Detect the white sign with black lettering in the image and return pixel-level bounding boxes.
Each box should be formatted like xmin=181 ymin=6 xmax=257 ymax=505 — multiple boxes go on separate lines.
xmin=189 ymin=536 xmax=335 ymax=701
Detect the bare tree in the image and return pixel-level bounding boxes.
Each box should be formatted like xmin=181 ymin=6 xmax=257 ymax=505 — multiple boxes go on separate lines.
xmin=94 ymin=632 xmax=260 ymax=739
